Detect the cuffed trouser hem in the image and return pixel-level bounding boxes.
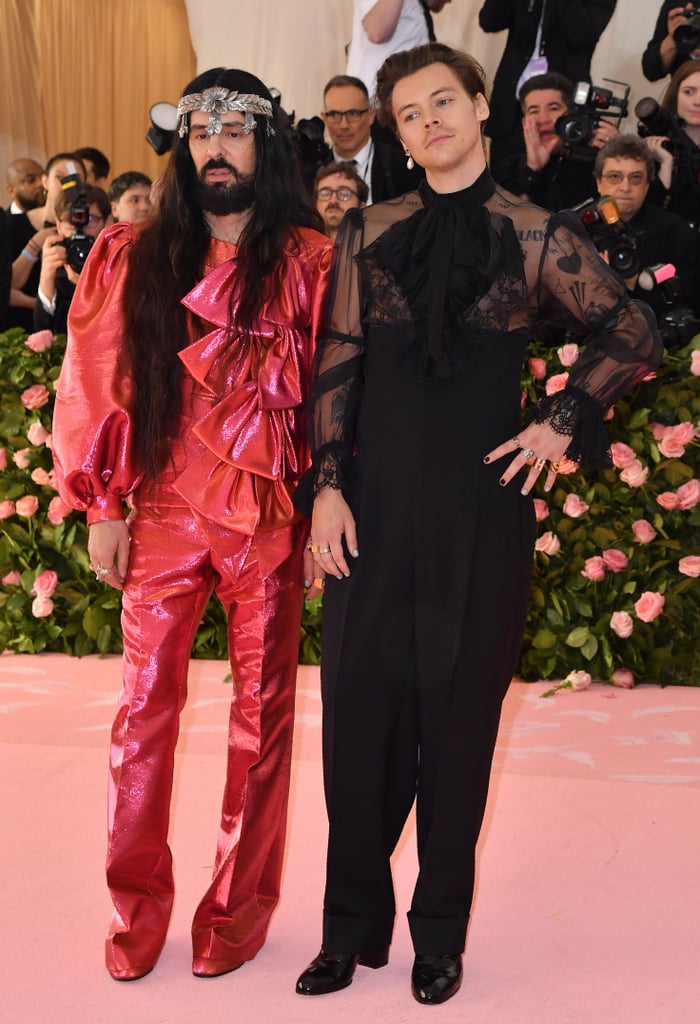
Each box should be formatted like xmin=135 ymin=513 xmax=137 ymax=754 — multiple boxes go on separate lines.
xmin=322 ymin=911 xmax=394 ymax=953
xmin=407 ymin=911 xmax=468 ymax=954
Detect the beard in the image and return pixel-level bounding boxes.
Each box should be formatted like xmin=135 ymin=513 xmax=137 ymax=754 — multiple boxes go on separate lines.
xmin=194 ymin=158 xmax=256 ymax=215
xmin=18 ymin=194 xmax=42 ymax=212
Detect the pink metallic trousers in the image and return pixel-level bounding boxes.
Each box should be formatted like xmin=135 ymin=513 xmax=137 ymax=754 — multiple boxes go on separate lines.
xmin=105 ymin=503 xmax=304 ymax=978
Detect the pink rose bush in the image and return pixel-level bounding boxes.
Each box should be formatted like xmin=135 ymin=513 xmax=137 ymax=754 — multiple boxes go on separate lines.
xmin=528 ymin=357 xmax=547 ymax=380
xmin=535 ymin=531 xmax=561 ymax=555
xmin=679 ymin=556 xmax=700 ymax=578
xmin=557 ymin=343 xmax=579 ymax=366
xmin=0 ymin=500 xmax=15 ymax=519
xmin=533 ymin=498 xmax=549 ymax=521
xmin=20 ymin=384 xmax=50 ymax=410
xmin=677 ymin=479 xmax=700 ymax=510
xmin=610 ymin=611 xmax=634 ymax=638
xmin=581 ymin=556 xmax=606 ymax=581
xmin=563 ymin=493 xmax=589 ymax=518
xmin=31 ymin=595 xmax=54 ymax=618
xmin=545 ymin=372 xmax=569 ymax=395
xmin=631 ymin=519 xmax=657 ymax=543
xmin=15 ymin=495 xmax=39 ymax=518
xmin=619 ymin=459 xmax=649 ymax=487
xmin=612 ymin=668 xmax=634 ymax=689
xmin=27 ymin=421 xmax=50 ymax=446
xmin=32 ymin=570 xmax=58 ymax=598
xmin=2 ymin=571 xmax=21 ymax=586
xmin=634 ymin=591 xmax=665 ymax=623
xmin=46 ymin=495 xmax=72 ymax=525
xmin=602 ymin=549 xmax=628 ymax=572
xmin=12 ymin=448 xmax=32 ymax=469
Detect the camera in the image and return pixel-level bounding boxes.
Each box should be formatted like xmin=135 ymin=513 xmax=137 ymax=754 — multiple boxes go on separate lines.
xmin=572 ymin=196 xmax=639 ymax=277
xmin=673 ymin=5 xmax=700 ymax=54
xmin=57 ymin=171 xmax=94 ymax=273
xmin=638 ymin=262 xmax=700 ymax=348
xmin=555 ymin=79 xmax=630 ymax=162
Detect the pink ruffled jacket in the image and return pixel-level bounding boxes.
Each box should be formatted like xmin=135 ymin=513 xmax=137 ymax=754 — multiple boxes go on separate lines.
xmin=52 ymin=222 xmax=332 ymax=534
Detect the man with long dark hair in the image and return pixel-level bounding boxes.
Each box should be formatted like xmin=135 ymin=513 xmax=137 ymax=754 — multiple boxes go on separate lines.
xmin=52 ymin=68 xmax=331 ymax=982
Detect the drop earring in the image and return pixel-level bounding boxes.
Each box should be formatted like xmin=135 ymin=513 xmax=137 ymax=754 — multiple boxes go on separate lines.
xmin=404 ymin=150 xmax=414 ymax=170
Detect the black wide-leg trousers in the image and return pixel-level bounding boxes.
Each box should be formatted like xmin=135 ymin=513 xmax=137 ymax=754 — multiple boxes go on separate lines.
xmin=319 ymin=454 xmax=536 ymax=955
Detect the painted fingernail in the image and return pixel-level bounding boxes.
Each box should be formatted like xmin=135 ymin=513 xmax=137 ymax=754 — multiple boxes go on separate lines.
xmin=304 ymin=578 xmax=311 ymax=587
xmin=352 ymin=548 xmax=359 ymax=557
xmin=544 ymin=483 xmax=552 ymax=492
xmin=343 ymin=572 xmax=350 ymax=578
xmin=483 ymin=456 xmax=490 ymax=463
xmin=521 ymin=487 xmax=528 ymax=496
xmin=499 ymin=478 xmax=506 ymax=486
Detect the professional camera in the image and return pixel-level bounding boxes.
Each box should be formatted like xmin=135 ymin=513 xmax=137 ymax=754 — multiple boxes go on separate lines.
xmin=572 ymin=195 xmax=639 ymax=277
xmin=56 ymin=171 xmax=94 ymax=273
xmin=638 ymin=263 xmax=700 ymax=348
xmin=673 ymin=5 xmax=700 ymax=54
xmin=555 ymin=79 xmax=630 ymax=162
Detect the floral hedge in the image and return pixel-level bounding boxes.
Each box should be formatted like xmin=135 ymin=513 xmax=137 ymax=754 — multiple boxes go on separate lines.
xmin=1 ymin=326 xmax=698 ymax=684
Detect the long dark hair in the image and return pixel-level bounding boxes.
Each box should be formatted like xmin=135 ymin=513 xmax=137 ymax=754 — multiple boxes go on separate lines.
xmin=121 ymin=67 xmax=321 ymax=479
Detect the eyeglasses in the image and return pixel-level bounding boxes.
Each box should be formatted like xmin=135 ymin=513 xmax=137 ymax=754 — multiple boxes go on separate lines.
xmin=323 ymin=108 xmax=369 ymax=124
xmin=599 ymin=170 xmax=647 ymax=186
xmin=87 ymin=213 xmax=105 ymax=223
xmin=315 ymin=186 xmax=358 ymax=202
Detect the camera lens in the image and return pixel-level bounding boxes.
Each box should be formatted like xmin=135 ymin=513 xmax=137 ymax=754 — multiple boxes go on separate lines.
xmin=674 ymin=14 xmax=700 ymax=54
xmin=65 ymin=232 xmax=94 ymax=274
xmin=608 ymin=241 xmax=638 ymax=277
xmin=555 ymin=112 xmax=593 ymax=146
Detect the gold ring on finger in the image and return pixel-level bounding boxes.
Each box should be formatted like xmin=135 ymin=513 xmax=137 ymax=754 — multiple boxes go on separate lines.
xmin=534 ymin=457 xmax=546 ymax=471
xmin=550 ymin=461 xmax=560 ymax=473
xmin=313 ymin=577 xmax=325 ymax=588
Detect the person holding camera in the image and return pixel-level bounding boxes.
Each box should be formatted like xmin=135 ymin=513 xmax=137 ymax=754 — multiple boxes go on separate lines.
xmin=593 ymin=133 xmax=700 ymax=319
xmin=642 ymin=2 xmax=700 ymax=81
xmin=642 ymin=60 xmax=700 ymax=228
xmin=496 ymin=72 xmax=618 ymax=210
xmin=34 ymin=185 xmax=110 ymax=334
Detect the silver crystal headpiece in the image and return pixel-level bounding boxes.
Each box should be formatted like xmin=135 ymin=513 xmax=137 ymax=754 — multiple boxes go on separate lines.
xmin=177 ymin=86 xmax=274 ymax=138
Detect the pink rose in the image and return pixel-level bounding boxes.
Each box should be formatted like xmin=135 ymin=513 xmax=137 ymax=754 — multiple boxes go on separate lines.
xmin=15 ymin=495 xmax=39 ymax=518
xmin=545 ymin=372 xmax=569 ymax=395
xmin=620 ymin=459 xmax=649 ymax=488
xmin=32 ymin=569 xmax=58 ymax=598
xmin=658 ymin=436 xmax=686 ymax=459
xmin=690 ymin=350 xmax=700 ymax=376
xmin=31 ymin=595 xmax=54 ymax=618
xmin=31 ymin=467 xmax=53 ymax=487
xmin=2 ymin=571 xmax=21 ymax=586
xmin=631 ymin=519 xmax=657 ymax=543
xmin=671 ymin=422 xmax=695 ymax=445
xmin=25 ymin=329 xmax=53 ymax=352
xmin=612 ymin=668 xmax=635 ymax=689
xmin=47 ymin=495 xmax=72 ymax=525
xmin=565 ymin=670 xmax=592 ymax=691
xmin=581 ymin=556 xmax=606 ymax=581
xmin=535 ymin=531 xmax=561 ymax=555
xmin=557 ymin=343 xmax=580 ymax=366
xmin=556 ymin=457 xmax=579 ymax=475
xmin=656 ymin=491 xmax=680 ymax=511
xmin=533 ymin=498 xmax=549 ymax=521
xmin=45 ymin=433 xmax=53 ymax=450
xmin=12 ymin=447 xmax=32 ymax=469
xmin=27 ymin=421 xmax=50 ymax=446
xmin=602 ymin=548 xmax=629 ymax=572
xmin=0 ymin=447 xmax=6 ymax=471
xmin=649 ymin=423 xmax=666 ymax=440
xmin=634 ymin=591 xmax=665 ymax=623
xmin=528 ymin=357 xmax=547 ymax=380
xmin=563 ymin=493 xmax=590 ymax=518
xmin=21 ymin=384 xmax=50 ymax=410
xmin=677 ymin=479 xmax=700 ymax=511
xmin=610 ymin=611 xmax=634 ymax=638
xmin=678 ymin=556 xmax=700 ymax=578
xmin=0 ymin=500 xmax=15 ymax=519
xmin=610 ymin=442 xmax=637 ymax=469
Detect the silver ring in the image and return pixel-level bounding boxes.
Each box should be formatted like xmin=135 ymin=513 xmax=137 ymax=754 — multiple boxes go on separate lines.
xmin=318 ymin=546 xmax=331 ymax=554
xmin=521 ymin=447 xmax=535 ymax=459
xmin=93 ymin=564 xmax=112 ymax=579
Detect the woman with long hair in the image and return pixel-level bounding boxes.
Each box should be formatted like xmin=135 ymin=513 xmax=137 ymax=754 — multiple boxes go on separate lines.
xmin=295 ymin=43 xmax=661 ymax=1006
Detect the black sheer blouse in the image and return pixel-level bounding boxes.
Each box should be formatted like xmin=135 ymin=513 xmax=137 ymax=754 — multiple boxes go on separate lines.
xmin=298 ymin=169 xmax=662 ymax=505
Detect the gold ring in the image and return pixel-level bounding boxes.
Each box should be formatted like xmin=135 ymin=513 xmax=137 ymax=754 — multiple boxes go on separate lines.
xmin=534 ymin=457 xmax=546 ymax=470
xmin=312 ymin=577 xmax=325 ymax=588
xmin=550 ymin=461 xmax=560 ymax=473
xmin=308 ymin=543 xmax=321 ymax=553
xmin=512 ymin=435 xmax=521 ymax=448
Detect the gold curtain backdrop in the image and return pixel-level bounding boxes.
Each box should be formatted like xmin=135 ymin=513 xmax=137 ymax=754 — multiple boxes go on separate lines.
xmin=1 ymin=0 xmax=195 ymax=182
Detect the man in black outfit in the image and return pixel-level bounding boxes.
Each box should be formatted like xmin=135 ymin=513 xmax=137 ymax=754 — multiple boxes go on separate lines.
xmin=642 ymin=1 xmax=700 ymax=81
xmin=479 ymin=0 xmax=617 ymax=182
xmin=497 ymin=72 xmax=618 ymax=211
xmin=321 ymin=75 xmax=424 ymax=203
xmin=593 ymin=133 xmax=700 ymax=318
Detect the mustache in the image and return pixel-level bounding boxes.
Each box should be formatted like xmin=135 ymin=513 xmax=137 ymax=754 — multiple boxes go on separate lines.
xmin=198 ymin=157 xmax=240 ymax=178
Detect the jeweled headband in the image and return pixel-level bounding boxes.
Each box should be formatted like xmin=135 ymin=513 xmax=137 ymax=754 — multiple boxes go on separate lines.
xmin=177 ymin=85 xmax=275 ymax=138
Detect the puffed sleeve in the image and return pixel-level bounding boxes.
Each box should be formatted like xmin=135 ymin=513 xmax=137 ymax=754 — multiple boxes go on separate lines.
xmin=293 ymin=209 xmax=366 ymax=513
xmin=530 ymin=210 xmax=663 ymax=467
xmin=52 ymin=223 xmax=142 ymax=523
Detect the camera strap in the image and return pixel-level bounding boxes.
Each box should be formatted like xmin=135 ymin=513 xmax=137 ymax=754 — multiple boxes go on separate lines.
xmin=516 ymin=0 xmax=549 ymax=99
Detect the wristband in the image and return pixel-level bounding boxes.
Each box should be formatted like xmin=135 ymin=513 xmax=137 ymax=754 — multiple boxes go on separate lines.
xmin=21 ymin=247 xmax=38 ymax=263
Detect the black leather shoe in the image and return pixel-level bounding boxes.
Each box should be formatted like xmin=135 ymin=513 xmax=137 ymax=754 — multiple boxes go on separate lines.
xmin=411 ymin=953 xmax=463 ymax=1005
xmin=296 ymin=947 xmax=389 ymax=995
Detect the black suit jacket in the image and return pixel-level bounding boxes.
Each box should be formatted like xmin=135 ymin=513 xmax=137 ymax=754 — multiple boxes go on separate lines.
xmin=642 ymin=0 xmax=691 ymax=82
xmin=479 ymin=0 xmax=617 ymax=140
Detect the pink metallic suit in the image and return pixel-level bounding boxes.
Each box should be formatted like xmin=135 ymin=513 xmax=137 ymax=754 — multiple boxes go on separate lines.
xmin=53 ymin=223 xmax=331 ymax=978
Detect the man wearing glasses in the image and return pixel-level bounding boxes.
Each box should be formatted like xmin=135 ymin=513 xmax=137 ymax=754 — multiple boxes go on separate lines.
xmin=322 ymin=75 xmax=423 ymax=203
xmin=594 ymin=133 xmax=700 ymax=319
xmin=314 ymin=161 xmax=368 ymax=240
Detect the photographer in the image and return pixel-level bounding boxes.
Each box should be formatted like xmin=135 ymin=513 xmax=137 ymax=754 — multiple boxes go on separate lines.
xmin=34 ymin=186 xmax=109 ymax=334
xmin=593 ymin=134 xmax=700 ymax=319
xmin=642 ymin=2 xmax=700 ymax=81
xmin=497 ymin=72 xmax=619 ymax=210
xmin=641 ymin=60 xmax=700 ymax=228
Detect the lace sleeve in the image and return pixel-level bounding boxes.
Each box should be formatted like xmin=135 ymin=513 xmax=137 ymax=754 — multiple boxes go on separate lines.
xmin=531 ymin=210 xmax=663 ymax=467
xmin=294 ymin=210 xmax=366 ymax=513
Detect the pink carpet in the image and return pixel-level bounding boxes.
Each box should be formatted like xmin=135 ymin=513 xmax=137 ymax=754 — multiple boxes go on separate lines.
xmin=1 ymin=653 xmax=699 ymax=1023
